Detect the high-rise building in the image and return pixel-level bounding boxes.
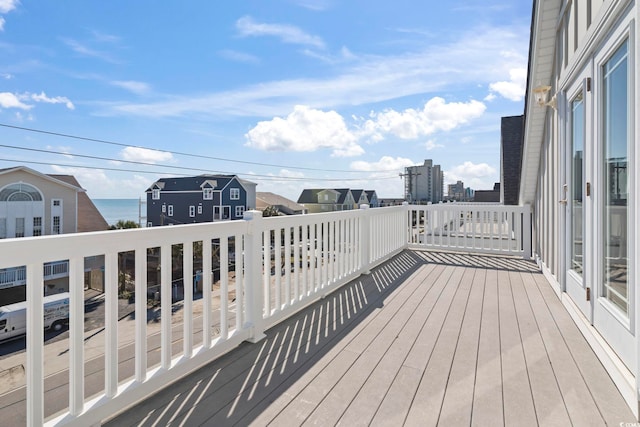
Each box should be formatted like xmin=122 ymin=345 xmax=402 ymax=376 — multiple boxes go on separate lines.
xmin=403 ymin=159 xmax=444 ymax=203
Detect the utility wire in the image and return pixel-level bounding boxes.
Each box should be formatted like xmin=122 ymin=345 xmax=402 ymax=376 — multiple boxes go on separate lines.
xmin=0 ymin=157 xmax=395 ymax=182
xmin=0 ymin=122 xmax=399 ymax=173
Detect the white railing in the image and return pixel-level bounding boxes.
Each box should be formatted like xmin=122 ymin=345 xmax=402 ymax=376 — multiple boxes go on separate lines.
xmin=0 ymin=203 xmax=530 ymax=426
xmin=407 ymin=203 xmax=531 ymax=258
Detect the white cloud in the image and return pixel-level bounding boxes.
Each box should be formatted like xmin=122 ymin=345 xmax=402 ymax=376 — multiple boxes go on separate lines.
xmin=62 ymin=38 xmax=119 ymax=63
xmin=0 ymin=16 xmax=4 ymax=31
xmin=120 ymin=147 xmax=173 ymax=164
xmin=0 ymin=92 xmax=32 ymax=109
xmin=362 ymin=97 xmax=486 ymax=141
xmin=245 ymin=105 xmax=363 ymax=157
xmin=488 ymin=67 xmax=526 ymax=101
xmin=0 ymin=0 xmax=19 ymax=14
xmin=30 ymin=91 xmax=75 ymax=109
xmin=14 ymin=111 xmax=34 ymax=122
xmin=111 ymin=80 xmax=151 ymax=95
xmin=293 ymin=0 xmax=331 ymax=11
xmin=107 ymin=25 xmax=527 ymax=119
xmin=424 ymin=140 xmax=443 ymax=151
xmin=445 ymin=161 xmax=497 ymax=190
xmin=350 ymin=155 xmax=415 ymax=172
xmin=236 ymin=16 xmax=325 ymax=49
xmin=218 ymin=49 xmax=260 ymax=64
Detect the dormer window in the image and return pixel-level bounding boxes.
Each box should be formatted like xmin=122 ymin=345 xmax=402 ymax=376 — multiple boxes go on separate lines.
xmin=203 ymin=188 xmax=213 ymax=200
xmin=152 ymin=189 xmax=160 ymax=200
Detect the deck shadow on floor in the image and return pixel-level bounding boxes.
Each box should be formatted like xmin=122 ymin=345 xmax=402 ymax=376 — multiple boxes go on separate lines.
xmin=104 ymin=250 xmax=427 ymax=426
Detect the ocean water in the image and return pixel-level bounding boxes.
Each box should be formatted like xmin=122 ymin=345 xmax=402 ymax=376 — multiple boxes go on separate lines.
xmin=93 ymin=199 xmax=143 ymax=227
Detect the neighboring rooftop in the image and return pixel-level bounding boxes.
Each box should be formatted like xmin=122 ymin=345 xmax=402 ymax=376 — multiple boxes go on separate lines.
xmin=49 ymin=175 xmax=109 ymax=231
xmin=256 ymin=192 xmax=307 ymax=215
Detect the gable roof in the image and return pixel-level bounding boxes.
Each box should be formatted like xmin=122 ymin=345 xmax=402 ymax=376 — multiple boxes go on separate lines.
xmin=0 ymin=166 xmax=85 ymax=192
xmin=351 ymin=189 xmax=364 ymax=201
xmin=50 ymin=175 xmax=109 ymax=232
xmin=146 ymin=175 xmax=256 ymax=192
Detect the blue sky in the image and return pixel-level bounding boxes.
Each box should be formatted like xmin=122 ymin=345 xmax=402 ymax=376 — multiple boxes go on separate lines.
xmin=0 ymin=0 xmax=531 ymax=200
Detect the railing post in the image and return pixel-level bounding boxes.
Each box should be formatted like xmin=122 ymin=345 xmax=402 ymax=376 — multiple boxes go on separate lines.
xmin=402 ymin=202 xmax=410 ymax=248
xmin=522 ymin=204 xmax=532 ymax=259
xmin=359 ymin=204 xmax=371 ymax=275
xmin=243 ymin=210 xmax=266 ymax=343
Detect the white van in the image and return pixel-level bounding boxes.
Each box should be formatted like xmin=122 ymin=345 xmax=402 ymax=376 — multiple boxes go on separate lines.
xmin=0 ymin=292 xmax=70 ymax=342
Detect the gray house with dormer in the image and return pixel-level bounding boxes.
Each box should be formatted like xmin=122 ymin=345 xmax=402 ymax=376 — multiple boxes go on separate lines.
xmin=145 ymin=175 xmax=256 ymax=226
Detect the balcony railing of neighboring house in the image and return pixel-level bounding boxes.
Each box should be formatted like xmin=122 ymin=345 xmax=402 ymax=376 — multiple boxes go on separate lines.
xmin=0 ymin=261 xmax=70 ymax=290
xmin=0 ymin=203 xmax=530 ymax=426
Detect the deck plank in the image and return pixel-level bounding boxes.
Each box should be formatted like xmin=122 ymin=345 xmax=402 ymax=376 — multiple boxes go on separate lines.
xmin=531 ymin=272 xmax=636 ymax=425
xmin=471 ymin=267 xmax=504 ymax=427
xmin=99 ymin=251 xmax=636 ymax=427
xmin=338 ymin=264 xmax=458 ymax=426
xmin=498 ymin=269 xmax=537 ymax=426
xmin=437 ymin=267 xmax=485 ymax=426
xmin=522 ymin=268 xmax=606 ymax=426
xmin=297 ymin=264 xmax=447 ymax=426
xmin=403 ymin=266 xmax=475 ymax=426
xmin=511 ymin=270 xmax=572 ymax=426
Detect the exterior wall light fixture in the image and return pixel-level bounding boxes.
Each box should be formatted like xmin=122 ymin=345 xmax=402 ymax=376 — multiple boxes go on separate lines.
xmin=533 ymin=84 xmax=557 ymax=110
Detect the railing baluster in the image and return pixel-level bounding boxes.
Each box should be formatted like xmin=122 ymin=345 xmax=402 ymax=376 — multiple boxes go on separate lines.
xmin=160 ymin=244 xmax=171 ymax=371
xmin=293 ymin=226 xmax=299 ymax=302
xmin=235 ymin=233 xmax=244 ymax=329
xmin=220 ymin=237 xmax=229 ymax=340
xmin=26 ymin=262 xmax=44 ymax=427
xmin=285 ymin=226 xmax=291 ymax=306
xmin=203 ymin=239 xmax=212 ymax=347
xmin=135 ymin=247 xmax=148 ymax=378
xmin=69 ymin=256 xmax=84 ymax=415
xmin=274 ymin=228 xmax=281 ymax=310
xmin=105 ymin=251 xmax=118 ymax=397
xmin=183 ymin=241 xmax=193 ymax=358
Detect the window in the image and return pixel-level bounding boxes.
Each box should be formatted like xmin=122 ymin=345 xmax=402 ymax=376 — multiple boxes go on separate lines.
xmin=230 ymin=188 xmax=240 ymax=200
xmin=53 ymin=200 xmax=61 ymax=206
xmin=197 ymin=205 xmax=202 ymax=214
xmin=602 ymin=39 xmax=629 ymax=315
xmin=168 ymin=205 xmax=174 ymax=216
xmin=0 ymin=218 xmax=5 ymax=239
xmin=189 ymin=206 xmax=195 ymax=217
xmin=235 ymin=206 xmax=245 ymax=217
xmin=52 ymin=216 xmax=61 ymax=234
xmin=203 ymin=188 xmax=213 ymax=200
xmin=0 ymin=183 xmax=42 ymax=201
xmin=147 ymin=222 xmax=153 ymax=227
xmin=152 ymin=189 xmax=160 ymax=200
xmin=0 ymin=319 xmax=6 ymax=330
xmin=33 ymin=217 xmax=42 ymax=236
xmin=15 ymin=218 xmax=25 ymax=238
xmin=324 ymin=194 xmax=329 ymax=201
xmin=162 ymin=204 xmax=166 ymax=213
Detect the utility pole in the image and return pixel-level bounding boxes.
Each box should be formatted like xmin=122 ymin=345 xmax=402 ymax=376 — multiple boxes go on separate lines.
xmin=399 ymin=169 xmax=421 ymax=203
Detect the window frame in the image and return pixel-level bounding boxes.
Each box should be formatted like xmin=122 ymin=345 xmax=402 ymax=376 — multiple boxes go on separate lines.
xmin=230 ymin=188 xmax=240 ymax=200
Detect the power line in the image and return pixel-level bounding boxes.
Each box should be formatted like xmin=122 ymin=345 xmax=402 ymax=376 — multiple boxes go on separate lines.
xmin=0 ymin=122 xmax=400 ymax=173
xmin=0 ymin=157 xmax=397 ymax=182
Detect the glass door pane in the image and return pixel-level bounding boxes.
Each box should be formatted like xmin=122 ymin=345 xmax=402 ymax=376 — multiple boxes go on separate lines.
xmin=602 ymin=40 xmax=629 ymax=315
xmin=571 ymin=92 xmax=584 ymax=275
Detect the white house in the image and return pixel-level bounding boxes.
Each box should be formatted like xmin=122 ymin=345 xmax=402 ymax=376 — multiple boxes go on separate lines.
xmin=522 ymin=0 xmax=638 ymax=415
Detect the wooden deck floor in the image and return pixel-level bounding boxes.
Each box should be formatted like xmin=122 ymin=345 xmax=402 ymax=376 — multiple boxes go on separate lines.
xmin=105 ymin=250 xmax=635 ymax=426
